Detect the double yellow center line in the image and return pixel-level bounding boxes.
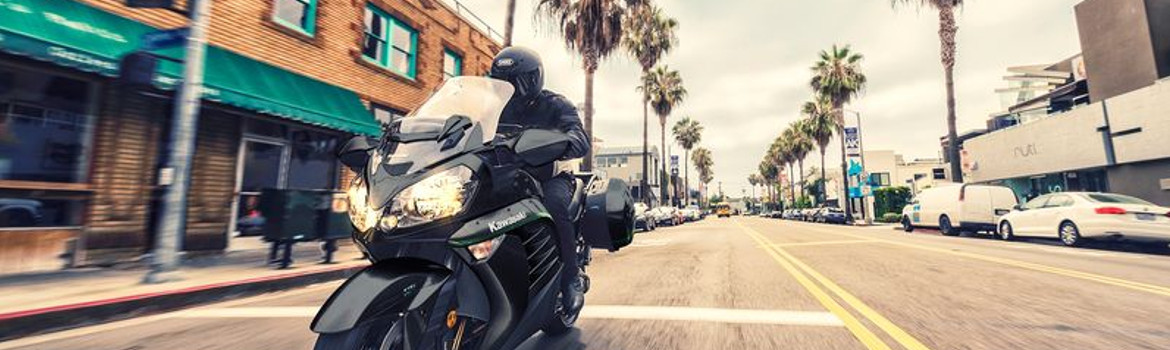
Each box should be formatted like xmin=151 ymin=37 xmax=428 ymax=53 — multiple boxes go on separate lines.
xmin=736 ymin=220 xmax=930 ymax=350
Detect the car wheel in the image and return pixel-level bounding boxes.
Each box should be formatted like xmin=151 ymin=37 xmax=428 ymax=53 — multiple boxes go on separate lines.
xmin=1059 ymin=221 xmax=1082 ymax=247
xmin=998 ymin=221 xmax=1014 ymax=241
xmin=939 ymin=215 xmax=958 ymax=236
xmin=902 ymin=217 xmax=914 ymax=233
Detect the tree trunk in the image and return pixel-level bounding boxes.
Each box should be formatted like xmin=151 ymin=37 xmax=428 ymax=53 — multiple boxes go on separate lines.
xmin=788 ymin=162 xmax=796 ymax=205
xmin=797 ymin=158 xmax=805 ymax=202
xmin=660 ymin=117 xmax=669 ymax=205
xmin=503 ymin=0 xmax=516 ymax=47
xmin=820 ymin=147 xmax=827 ymax=205
xmin=641 ymin=79 xmax=650 ymax=205
xmin=683 ymin=149 xmax=690 ymax=206
xmin=837 ymin=105 xmax=852 ymax=222
xmin=582 ymin=68 xmax=595 ymax=171
xmin=939 ymin=5 xmax=963 ymax=183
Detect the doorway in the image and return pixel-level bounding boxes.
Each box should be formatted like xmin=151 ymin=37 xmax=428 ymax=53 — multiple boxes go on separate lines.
xmin=232 ymin=138 xmax=288 ymax=240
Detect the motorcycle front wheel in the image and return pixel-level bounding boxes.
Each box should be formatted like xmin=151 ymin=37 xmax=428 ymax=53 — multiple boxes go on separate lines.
xmin=314 ymin=315 xmax=404 ymax=350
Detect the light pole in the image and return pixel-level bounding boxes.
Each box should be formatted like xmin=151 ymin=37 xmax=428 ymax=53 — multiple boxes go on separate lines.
xmin=844 ymin=110 xmax=871 ymax=225
xmin=144 ymin=0 xmax=212 ymax=283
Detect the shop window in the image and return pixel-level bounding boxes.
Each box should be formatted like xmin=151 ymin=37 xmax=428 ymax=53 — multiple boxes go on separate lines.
xmin=363 ymin=6 xmax=418 ymax=79
xmin=443 ymin=49 xmax=462 ymax=80
xmin=287 ymin=129 xmax=338 ymax=190
xmin=0 ymin=67 xmax=94 ymax=184
xmin=0 ymin=190 xmax=86 ymax=228
xmin=273 ymin=0 xmax=318 ymax=35
xmin=372 ymin=104 xmax=405 ymax=129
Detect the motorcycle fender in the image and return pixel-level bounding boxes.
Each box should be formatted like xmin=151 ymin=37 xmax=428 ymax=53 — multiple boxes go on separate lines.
xmin=311 ymin=263 xmax=452 ymax=334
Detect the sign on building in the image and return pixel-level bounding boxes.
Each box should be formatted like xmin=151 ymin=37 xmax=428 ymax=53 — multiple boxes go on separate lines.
xmin=141 ymin=27 xmax=189 ymax=51
xmin=844 ymin=127 xmax=861 ymax=157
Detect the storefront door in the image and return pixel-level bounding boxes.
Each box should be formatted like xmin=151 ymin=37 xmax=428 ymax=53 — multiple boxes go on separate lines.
xmin=232 ymin=138 xmax=287 ymax=237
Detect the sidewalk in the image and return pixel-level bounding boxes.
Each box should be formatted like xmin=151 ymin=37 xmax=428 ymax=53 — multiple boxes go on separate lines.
xmin=0 ymin=238 xmax=369 ymax=341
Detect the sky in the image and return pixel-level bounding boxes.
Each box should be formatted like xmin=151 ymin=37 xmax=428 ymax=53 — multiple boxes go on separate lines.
xmin=458 ymin=0 xmax=1085 ymax=197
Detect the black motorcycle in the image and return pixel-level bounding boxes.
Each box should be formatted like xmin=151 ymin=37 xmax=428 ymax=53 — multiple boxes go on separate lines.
xmin=311 ymin=77 xmax=635 ymax=350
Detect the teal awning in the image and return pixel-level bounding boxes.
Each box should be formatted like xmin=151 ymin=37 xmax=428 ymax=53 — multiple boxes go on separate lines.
xmin=0 ymin=0 xmax=379 ymax=136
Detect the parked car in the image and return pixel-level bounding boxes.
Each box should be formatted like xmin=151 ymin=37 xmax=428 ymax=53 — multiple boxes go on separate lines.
xmin=901 ymin=184 xmax=1019 ymax=236
xmin=768 ymin=211 xmax=784 ymax=219
xmin=654 ymin=207 xmax=684 ymax=226
xmin=819 ymin=207 xmax=847 ymax=225
xmin=683 ymin=205 xmax=704 ymax=221
xmin=997 ymin=192 xmax=1170 ymax=246
xmin=634 ymin=203 xmax=656 ymax=232
xmin=802 ymin=208 xmax=817 ymax=222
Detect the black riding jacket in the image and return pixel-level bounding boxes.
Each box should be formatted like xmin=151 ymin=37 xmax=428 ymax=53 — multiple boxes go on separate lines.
xmin=499 ymin=90 xmax=590 ymax=181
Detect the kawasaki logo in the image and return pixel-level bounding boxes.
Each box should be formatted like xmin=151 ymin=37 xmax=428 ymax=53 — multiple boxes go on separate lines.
xmin=488 ymin=212 xmax=526 ymax=232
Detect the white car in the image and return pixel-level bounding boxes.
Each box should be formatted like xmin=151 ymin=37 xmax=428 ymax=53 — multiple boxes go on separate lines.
xmin=996 ymin=192 xmax=1170 ymax=246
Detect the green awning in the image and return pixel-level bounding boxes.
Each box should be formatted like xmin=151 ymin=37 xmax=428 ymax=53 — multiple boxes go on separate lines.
xmin=0 ymin=0 xmax=379 ymax=136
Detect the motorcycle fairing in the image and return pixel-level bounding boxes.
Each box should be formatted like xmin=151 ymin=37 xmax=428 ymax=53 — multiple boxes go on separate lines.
xmin=448 ymin=198 xmax=552 ymax=247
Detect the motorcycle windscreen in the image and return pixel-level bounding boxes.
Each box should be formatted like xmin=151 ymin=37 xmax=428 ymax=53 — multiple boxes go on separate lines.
xmin=371 ymin=77 xmax=515 ymax=175
xmin=582 ymin=179 xmax=636 ymax=252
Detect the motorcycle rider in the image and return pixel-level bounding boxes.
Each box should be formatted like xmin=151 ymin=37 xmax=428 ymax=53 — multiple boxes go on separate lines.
xmin=488 ymin=47 xmax=590 ymax=311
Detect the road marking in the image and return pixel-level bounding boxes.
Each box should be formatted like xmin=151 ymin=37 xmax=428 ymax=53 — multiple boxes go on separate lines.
xmin=739 ymin=220 xmax=931 ymax=350
xmin=735 ymin=221 xmax=893 ymax=350
xmin=799 ymin=224 xmax=1170 ymax=298
xmin=581 ymin=305 xmax=843 ymax=327
xmin=171 ymin=305 xmax=845 ymax=327
xmin=0 ymin=282 xmax=341 ymax=350
xmin=771 ymin=239 xmax=875 ymax=248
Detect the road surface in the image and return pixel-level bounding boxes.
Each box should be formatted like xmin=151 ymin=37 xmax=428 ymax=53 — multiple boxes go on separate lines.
xmin=5 ymin=217 xmax=1170 ymax=350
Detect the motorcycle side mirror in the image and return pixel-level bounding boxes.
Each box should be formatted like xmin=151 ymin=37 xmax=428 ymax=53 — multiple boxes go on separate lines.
xmin=514 ymin=129 xmax=570 ymax=166
xmin=338 ymin=135 xmax=377 ymax=171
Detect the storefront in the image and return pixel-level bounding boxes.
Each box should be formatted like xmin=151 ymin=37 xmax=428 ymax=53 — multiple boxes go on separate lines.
xmin=0 ymin=0 xmax=379 ymax=274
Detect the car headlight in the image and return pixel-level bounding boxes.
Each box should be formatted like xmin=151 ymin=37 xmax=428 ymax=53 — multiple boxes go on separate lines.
xmin=381 ymin=166 xmax=476 ymax=230
xmin=347 ymin=176 xmax=379 ymax=232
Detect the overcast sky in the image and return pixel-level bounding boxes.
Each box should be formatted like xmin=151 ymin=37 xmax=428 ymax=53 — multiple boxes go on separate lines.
xmin=460 ymin=0 xmax=1084 ymax=196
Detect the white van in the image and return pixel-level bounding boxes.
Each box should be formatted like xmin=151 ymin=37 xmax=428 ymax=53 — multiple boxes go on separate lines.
xmin=901 ymin=184 xmax=1019 ymax=236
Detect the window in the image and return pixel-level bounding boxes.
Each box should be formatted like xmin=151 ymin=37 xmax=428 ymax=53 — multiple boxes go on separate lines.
xmin=1044 ymin=195 xmax=1075 ymax=208
xmin=0 ymin=190 xmax=86 ymax=228
xmin=870 ymin=172 xmax=891 ymax=187
xmin=1023 ymin=195 xmax=1051 ymax=210
xmin=932 ymin=168 xmax=946 ymax=180
xmin=443 ymin=49 xmax=462 ymax=79
xmin=363 ymin=6 xmax=418 ymax=79
xmin=272 ymin=0 xmax=318 ymax=35
xmin=287 ymin=129 xmax=339 ymax=190
xmin=0 ymin=67 xmax=94 ymax=184
xmin=372 ymin=104 xmax=406 ymax=129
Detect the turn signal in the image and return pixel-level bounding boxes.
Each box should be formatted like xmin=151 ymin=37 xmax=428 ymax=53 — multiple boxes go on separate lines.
xmin=468 ymin=235 xmax=506 ymax=261
xmin=1094 ymin=207 xmax=1127 ymax=215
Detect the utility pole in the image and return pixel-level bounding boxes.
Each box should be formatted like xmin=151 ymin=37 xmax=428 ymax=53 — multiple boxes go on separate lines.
xmin=144 ymin=0 xmax=212 ymax=284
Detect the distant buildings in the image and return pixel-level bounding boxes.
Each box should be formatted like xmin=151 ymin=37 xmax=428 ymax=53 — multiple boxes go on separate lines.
xmin=594 ymin=146 xmax=662 ymax=205
xmin=962 ymin=0 xmax=1170 ymax=205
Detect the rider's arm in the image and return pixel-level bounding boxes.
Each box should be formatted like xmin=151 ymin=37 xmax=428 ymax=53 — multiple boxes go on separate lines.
xmin=550 ymin=95 xmax=590 ymax=160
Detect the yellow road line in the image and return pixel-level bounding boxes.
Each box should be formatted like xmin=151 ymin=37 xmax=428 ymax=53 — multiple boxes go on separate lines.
xmin=771 ymin=239 xmax=875 ymax=248
xmin=739 ymin=220 xmax=931 ymax=350
xmin=804 ymin=226 xmax=1170 ymax=298
xmin=735 ymin=221 xmax=892 ymax=350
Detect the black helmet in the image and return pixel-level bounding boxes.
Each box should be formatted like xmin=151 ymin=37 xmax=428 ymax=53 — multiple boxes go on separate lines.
xmin=489 ymin=47 xmax=544 ymax=102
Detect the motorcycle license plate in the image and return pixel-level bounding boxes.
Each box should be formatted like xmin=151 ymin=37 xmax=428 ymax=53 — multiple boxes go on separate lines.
xmin=1136 ymin=213 xmax=1156 ymax=221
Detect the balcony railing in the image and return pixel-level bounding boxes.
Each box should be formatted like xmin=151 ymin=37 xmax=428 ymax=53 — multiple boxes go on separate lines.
xmin=438 ymin=0 xmax=504 ymax=44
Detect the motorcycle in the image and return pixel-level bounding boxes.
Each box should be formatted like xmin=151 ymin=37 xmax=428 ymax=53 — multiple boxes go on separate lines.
xmin=311 ymin=76 xmax=635 ymax=350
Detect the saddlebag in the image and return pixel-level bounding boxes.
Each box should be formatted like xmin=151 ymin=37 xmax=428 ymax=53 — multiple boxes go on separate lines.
xmin=581 ymin=178 xmax=635 ymax=251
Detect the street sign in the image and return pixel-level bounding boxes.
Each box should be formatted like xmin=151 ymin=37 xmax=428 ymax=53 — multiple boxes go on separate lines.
xmin=844 ymin=127 xmax=861 ymax=156
xmin=670 ymin=155 xmax=679 ymax=176
xmin=141 ymin=28 xmax=189 ymax=51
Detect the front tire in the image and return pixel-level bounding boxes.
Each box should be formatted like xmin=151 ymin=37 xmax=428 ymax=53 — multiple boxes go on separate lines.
xmin=1059 ymin=221 xmax=1083 ymax=247
xmin=998 ymin=221 xmax=1014 ymax=241
xmin=939 ymin=215 xmax=958 ymax=236
xmin=314 ymin=315 xmax=403 ymax=350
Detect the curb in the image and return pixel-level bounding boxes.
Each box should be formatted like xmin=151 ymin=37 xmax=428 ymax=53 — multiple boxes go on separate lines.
xmin=0 ymin=263 xmax=366 ymax=342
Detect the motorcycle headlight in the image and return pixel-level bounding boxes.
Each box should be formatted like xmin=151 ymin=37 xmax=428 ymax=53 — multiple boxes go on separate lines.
xmin=347 ymin=176 xmax=379 ymax=232
xmin=382 ymin=166 xmax=476 ymax=230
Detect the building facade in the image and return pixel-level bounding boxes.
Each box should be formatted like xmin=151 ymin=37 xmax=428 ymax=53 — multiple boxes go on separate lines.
xmin=0 ymin=0 xmax=500 ymax=274
xmin=963 ymin=0 xmax=1170 ymax=206
xmin=594 ymin=146 xmax=661 ymax=205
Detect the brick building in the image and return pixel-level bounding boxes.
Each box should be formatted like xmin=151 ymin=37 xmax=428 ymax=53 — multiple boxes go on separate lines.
xmin=0 ymin=0 xmax=500 ymax=274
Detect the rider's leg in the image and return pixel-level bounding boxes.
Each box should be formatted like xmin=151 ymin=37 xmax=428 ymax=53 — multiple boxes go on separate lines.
xmin=539 ymin=176 xmax=580 ymax=305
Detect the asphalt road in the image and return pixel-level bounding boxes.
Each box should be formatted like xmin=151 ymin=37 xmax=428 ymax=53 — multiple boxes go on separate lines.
xmin=5 ymin=217 xmax=1170 ymax=350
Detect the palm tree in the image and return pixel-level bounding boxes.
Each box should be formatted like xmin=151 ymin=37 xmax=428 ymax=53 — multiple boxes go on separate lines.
xmin=691 ymin=147 xmax=714 ymax=207
xmin=786 ymin=121 xmax=813 ymax=200
xmin=811 ymin=44 xmax=867 ymax=221
xmin=891 ymin=0 xmax=964 ymax=183
xmin=624 ymin=5 xmax=679 ymax=205
xmin=537 ymin=0 xmax=643 ymax=171
xmin=672 ymin=117 xmax=702 ymax=206
xmin=758 ymin=160 xmax=778 ymax=209
xmin=801 ymin=94 xmax=837 ymax=205
xmin=748 ymin=174 xmax=761 ymax=204
xmin=640 ymin=66 xmax=687 ymax=204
